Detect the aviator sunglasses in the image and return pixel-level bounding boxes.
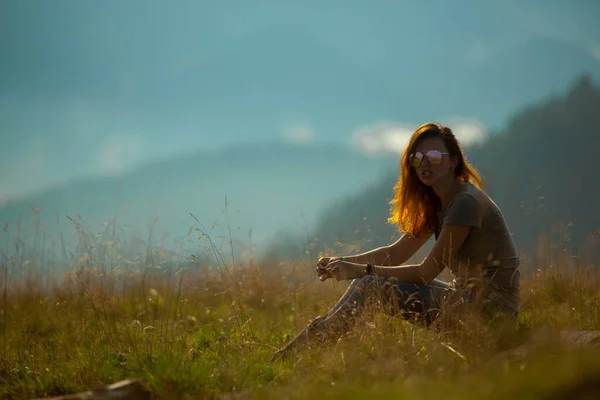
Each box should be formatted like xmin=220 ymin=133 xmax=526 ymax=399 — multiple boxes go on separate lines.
xmin=410 ymin=150 xmax=450 ymax=168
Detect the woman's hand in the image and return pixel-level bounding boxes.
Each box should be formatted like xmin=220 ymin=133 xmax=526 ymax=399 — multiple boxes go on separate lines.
xmin=316 ymin=256 xmax=336 ymax=279
xmin=319 ymin=259 xmax=365 ymax=281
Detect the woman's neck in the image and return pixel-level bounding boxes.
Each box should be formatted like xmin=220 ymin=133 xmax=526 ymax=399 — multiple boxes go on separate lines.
xmin=433 ymin=177 xmax=461 ymax=207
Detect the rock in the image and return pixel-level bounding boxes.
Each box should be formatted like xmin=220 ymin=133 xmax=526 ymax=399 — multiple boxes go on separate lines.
xmin=493 ymin=329 xmax=600 ymax=363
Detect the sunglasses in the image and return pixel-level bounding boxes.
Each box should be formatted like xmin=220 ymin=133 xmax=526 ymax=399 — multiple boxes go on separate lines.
xmin=409 ymin=150 xmax=450 ymax=168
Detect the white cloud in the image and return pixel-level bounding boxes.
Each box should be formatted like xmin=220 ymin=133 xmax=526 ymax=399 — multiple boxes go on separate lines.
xmin=282 ymin=123 xmax=315 ymax=145
xmin=97 ymin=133 xmax=147 ymax=176
xmin=352 ymin=119 xmax=488 ymax=156
xmin=445 ymin=118 xmax=488 ymax=146
xmin=352 ymin=122 xmax=414 ymax=156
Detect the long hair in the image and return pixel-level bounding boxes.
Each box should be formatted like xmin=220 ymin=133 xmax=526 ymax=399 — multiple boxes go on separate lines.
xmin=388 ymin=122 xmax=483 ymax=236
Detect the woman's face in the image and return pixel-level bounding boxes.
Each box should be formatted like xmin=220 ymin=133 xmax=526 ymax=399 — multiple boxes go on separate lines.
xmin=412 ymin=137 xmax=456 ymax=186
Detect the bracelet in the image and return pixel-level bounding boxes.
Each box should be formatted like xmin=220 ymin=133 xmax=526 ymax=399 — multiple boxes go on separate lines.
xmin=365 ymin=263 xmax=373 ymax=276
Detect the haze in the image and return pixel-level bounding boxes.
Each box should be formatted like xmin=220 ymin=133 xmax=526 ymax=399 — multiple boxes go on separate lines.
xmin=1 ymin=0 xmax=599 ymax=254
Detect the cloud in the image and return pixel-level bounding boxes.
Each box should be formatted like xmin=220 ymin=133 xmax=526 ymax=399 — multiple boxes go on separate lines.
xmin=352 ymin=122 xmax=414 ymax=156
xmin=97 ymin=133 xmax=147 ymax=176
xmin=446 ymin=118 xmax=488 ymax=146
xmin=282 ymin=123 xmax=315 ymax=145
xmin=352 ymin=119 xmax=488 ymax=156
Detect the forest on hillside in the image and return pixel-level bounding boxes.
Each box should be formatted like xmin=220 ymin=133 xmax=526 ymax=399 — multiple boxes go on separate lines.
xmin=265 ymin=74 xmax=600 ymax=266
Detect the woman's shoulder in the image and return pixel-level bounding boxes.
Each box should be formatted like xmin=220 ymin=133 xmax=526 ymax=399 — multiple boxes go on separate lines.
xmin=459 ymin=181 xmax=492 ymax=205
xmin=459 ymin=181 xmax=507 ymax=220
xmin=442 ymin=181 xmax=500 ymax=220
xmin=446 ymin=181 xmax=482 ymax=208
xmin=438 ymin=181 xmax=497 ymax=224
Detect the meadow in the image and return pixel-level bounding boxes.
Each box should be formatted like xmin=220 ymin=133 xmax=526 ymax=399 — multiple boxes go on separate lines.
xmin=1 ymin=214 xmax=600 ymax=399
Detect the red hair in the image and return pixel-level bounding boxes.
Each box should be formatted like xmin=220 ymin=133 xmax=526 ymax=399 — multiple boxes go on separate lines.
xmin=388 ymin=122 xmax=483 ymax=236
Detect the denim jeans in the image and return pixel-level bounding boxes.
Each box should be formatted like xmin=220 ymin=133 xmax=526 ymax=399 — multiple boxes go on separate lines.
xmin=324 ymin=275 xmax=458 ymax=326
xmin=323 ymin=274 xmax=519 ymax=328
xmin=273 ymin=275 xmax=518 ymax=360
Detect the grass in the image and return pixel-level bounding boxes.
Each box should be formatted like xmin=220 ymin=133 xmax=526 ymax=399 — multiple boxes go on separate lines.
xmin=0 ymin=215 xmax=599 ymax=399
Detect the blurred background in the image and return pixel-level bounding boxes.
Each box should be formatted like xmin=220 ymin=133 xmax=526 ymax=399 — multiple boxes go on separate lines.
xmin=1 ymin=0 xmax=599 ymax=271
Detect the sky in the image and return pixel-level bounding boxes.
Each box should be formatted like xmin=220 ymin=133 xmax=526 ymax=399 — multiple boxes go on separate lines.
xmin=1 ymin=0 xmax=599 ymax=204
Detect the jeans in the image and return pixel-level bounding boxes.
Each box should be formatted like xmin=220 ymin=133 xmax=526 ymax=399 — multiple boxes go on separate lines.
xmin=274 ymin=275 xmax=518 ymax=359
xmin=322 ymin=274 xmax=519 ymax=329
xmin=324 ymin=275 xmax=458 ymax=327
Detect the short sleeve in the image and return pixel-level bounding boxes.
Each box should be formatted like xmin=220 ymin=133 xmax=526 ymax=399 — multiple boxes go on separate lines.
xmin=442 ymin=193 xmax=482 ymax=229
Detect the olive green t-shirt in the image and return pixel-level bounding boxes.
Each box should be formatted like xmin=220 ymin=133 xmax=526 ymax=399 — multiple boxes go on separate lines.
xmin=436 ymin=181 xmax=521 ymax=314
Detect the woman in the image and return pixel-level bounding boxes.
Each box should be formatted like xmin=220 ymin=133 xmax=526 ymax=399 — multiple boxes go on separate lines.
xmin=272 ymin=122 xmax=521 ymax=360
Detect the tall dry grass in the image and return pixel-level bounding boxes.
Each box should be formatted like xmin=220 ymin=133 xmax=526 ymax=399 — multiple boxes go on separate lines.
xmin=0 ymin=212 xmax=599 ymax=399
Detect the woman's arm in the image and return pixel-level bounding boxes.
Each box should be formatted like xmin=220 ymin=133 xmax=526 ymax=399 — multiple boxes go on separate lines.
xmin=340 ymin=231 xmax=432 ymax=266
xmin=372 ymin=193 xmax=483 ymax=283
xmin=368 ymin=225 xmax=471 ymax=284
xmin=325 ymin=194 xmax=483 ymax=283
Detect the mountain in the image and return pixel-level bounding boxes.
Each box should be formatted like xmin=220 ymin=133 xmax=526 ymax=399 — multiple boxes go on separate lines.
xmin=0 ymin=141 xmax=396 ymax=257
xmin=277 ymin=74 xmax=600 ymax=263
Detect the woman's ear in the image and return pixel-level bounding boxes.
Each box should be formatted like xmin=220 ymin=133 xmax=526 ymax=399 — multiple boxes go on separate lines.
xmin=450 ymin=156 xmax=459 ymax=172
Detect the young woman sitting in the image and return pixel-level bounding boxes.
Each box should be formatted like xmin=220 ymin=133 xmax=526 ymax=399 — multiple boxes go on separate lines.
xmin=272 ymin=122 xmax=521 ymax=360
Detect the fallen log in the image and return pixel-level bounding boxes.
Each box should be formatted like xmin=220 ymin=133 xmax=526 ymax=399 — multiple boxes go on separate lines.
xmin=32 ymin=379 xmax=150 ymax=400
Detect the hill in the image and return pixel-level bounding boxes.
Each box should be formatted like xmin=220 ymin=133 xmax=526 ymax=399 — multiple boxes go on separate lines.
xmin=0 ymin=141 xmax=396 ymax=265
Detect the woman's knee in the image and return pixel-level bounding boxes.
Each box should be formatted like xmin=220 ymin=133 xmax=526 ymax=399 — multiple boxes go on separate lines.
xmin=355 ymin=276 xmax=407 ymax=308
xmin=353 ymin=274 xmax=382 ymax=285
xmin=353 ymin=275 xmax=390 ymax=294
